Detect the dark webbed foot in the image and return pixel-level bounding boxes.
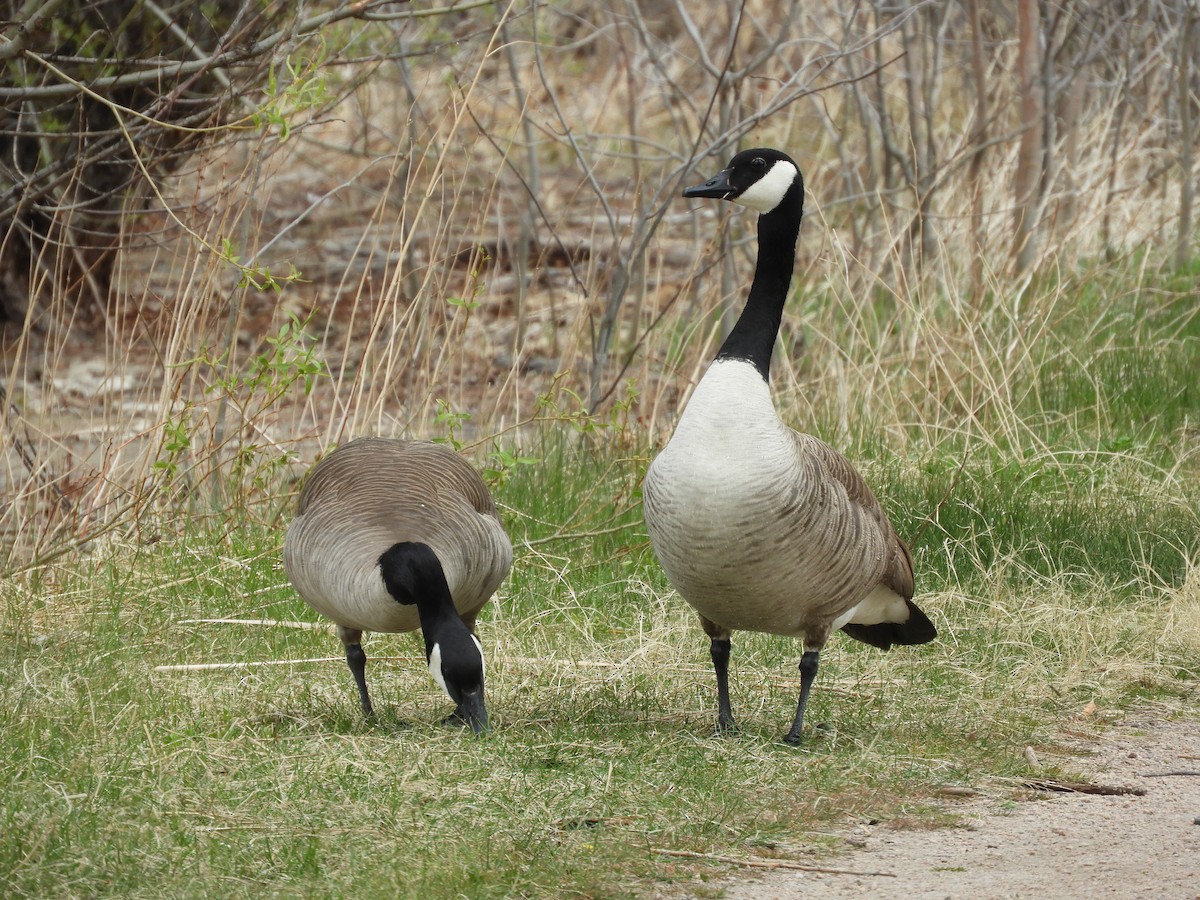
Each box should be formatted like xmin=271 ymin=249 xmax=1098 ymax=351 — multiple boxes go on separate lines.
xmin=712 ymin=718 xmax=738 ymax=738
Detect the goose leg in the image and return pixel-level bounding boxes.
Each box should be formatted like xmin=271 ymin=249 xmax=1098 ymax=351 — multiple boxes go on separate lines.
xmin=711 ymin=638 xmax=735 ymax=732
xmin=700 ymin=616 xmax=735 ymax=733
xmin=337 ymin=625 xmax=373 ymax=718
xmin=784 ymin=649 xmax=820 ymax=745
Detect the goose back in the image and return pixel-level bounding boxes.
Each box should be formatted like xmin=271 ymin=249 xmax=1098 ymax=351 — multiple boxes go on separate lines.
xmin=284 ymin=438 xmax=512 ymax=634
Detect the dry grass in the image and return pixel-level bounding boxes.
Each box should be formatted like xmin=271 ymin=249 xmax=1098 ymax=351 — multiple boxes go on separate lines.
xmin=1 ymin=494 xmax=1196 ymax=895
xmin=2 ymin=2 xmax=1198 ymax=563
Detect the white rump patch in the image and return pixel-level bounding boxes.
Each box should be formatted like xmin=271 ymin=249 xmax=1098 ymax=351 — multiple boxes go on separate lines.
xmin=834 ymin=585 xmax=910 ymax=629
xmin=736 ymin=160 xmax=799 ymax=214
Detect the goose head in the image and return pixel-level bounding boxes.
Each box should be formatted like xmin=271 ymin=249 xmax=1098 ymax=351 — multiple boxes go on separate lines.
xmin=683 ymin=147 xmax=802 ymax=215
xmin=378 ymin=541 xmax=489 ymax=734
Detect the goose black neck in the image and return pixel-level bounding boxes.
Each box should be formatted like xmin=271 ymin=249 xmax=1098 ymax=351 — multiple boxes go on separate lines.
xmin=415 ymin=591 xmax=466 ymax=658
xmin=715 ymin=183 xmax=803 ymax=381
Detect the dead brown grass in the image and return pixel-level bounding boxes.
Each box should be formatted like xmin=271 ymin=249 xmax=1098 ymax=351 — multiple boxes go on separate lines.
xmin=1 ymin=1 xmax=1195 ymax=565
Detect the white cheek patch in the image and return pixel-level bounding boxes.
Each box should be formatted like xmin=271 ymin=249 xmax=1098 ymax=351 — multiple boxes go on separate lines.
xmin=736 ymin=161 xmax=798 ymax=213
xmin=471 ymin=634 xmax=485 ymax=676
xmin=428 ymin=637 xmax=485 ymax=700
xmin=428 ymin=643 xmax=450 ymax=699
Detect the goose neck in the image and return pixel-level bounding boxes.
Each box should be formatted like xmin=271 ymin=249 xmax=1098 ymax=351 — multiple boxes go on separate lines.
xmin=414 ymin=586 xmax=463 ymax=654
xmin=716 ymin=191 xmax=802 ymax=381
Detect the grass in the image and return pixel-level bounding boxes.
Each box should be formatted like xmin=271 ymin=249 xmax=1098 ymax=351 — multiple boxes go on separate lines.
xmin=3 ymin=409 xmax=1198 ymax=896
xmin=4 ymin=6 xmax=1200 ymax=895
xmin=5 ymin=244 xmax=1200 ymax=893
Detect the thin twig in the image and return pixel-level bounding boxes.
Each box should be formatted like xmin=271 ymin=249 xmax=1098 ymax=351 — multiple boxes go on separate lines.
xmin=1020 ymin=779 xmax=1146 ymax=796
xmin=907 ymin=448 xmax=968 ymax=548
xmin=519 ymin=523 xmax=638 ymax=548
xmin=459 ymin=99 xmax=588 ymax=298
xmin=155 ymin=658 xmax=343 ymax=672
xmin=0 ymin=0 xmax=481 ymax=100
xmin=0 ymin=0 xmax=67 ymax=60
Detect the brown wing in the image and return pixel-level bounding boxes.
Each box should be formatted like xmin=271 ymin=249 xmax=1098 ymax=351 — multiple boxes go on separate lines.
xmin=297 ymin=438 xmax=496 ymax=515
xmin=792 ymin=432 xmax=915 ymax=600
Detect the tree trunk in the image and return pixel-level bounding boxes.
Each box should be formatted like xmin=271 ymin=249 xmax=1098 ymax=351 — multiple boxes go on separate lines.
xmin=967 ymin=0 xmax=990 ymax=297
xmin=1177 ymin=4 xmax=1196 ymax=270
xmin=1013 ymin=0 xmax=1044 ymax=273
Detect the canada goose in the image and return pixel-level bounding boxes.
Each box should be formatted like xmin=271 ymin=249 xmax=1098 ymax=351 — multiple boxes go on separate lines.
xmin=283 ymin=437 xmax=512 ymax=733
xmin=642 ymin=148 xmax=937 ymax=744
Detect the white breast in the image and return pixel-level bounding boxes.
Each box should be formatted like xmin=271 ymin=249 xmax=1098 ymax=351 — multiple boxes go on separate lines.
xmin=645 ymin=362 xmax=801 ymax=627
xmin=649 ymin=360 xmax=792 ymax=499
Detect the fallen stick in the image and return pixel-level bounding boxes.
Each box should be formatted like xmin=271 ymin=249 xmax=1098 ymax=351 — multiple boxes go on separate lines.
xmin=155 ymin=655 xmax=426 ymax=673
xmin=178 ymin=618 xmax=328 ymax=630
xmin=1020 ymin=779 xmax=1146 ymax=796
xmin=652 ymin=847 xmax=896 ymax=878
xmin=154 ymin=657 xmax=344 ymax=672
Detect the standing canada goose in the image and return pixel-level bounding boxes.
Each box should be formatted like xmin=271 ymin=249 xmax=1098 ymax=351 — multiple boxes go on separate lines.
xmin=284 ymin=437 xmax=512 ymax=733
xmin=642 ymin=148 xmax=937 ymax=744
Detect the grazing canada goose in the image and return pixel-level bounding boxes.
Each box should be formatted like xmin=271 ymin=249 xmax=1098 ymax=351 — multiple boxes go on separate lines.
xmin=283 ymin=437 xmax=512 ymax=733
xmin=642 ymin=148 xmax=937 ymax=744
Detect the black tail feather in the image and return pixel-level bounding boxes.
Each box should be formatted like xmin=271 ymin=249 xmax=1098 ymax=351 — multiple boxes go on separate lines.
xmin=841 ymin=600 xmax=937 ymax=650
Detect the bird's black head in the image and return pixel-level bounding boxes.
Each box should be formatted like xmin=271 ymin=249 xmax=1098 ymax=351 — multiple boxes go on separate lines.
xmin=682 ymin=148 xmax=803 ymax=215
xmin=378 ymin=541 xmax=489 ymax=734
xmin=377 ymin=540 xmax=442 ymax=605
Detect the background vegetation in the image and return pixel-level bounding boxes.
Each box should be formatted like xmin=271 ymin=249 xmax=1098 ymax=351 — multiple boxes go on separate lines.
xmin=1 ymin=0 xmax=1198 ymax=896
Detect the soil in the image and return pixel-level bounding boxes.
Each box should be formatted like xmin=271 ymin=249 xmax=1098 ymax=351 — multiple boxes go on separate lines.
xmin=675 ymin=713 xmax=1200 ymax=899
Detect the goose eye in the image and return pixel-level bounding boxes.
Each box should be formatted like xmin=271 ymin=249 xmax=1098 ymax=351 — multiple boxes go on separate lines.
xmin=751 ymin=157 xmax=766 ymax=170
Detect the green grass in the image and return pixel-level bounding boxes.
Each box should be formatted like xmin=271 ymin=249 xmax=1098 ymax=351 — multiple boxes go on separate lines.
xmin=3 ymin=440 xmax=1197 ymax=898
xmin=4 ymin=270 xmax=1200 ymax=897
xmin=1023 ymin=267 xmax=1200 ymax=456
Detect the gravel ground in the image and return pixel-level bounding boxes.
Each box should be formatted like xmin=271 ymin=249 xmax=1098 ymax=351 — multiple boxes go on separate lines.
xmin=675 ymin=713 xmax=1200 ymax=899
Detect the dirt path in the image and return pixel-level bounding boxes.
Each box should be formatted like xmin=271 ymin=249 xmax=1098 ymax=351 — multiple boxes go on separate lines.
xmin=685 ymin=714 xmax=1200 ymax=899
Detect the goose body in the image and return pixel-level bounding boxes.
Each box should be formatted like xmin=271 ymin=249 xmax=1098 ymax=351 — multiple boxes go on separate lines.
xmin=646 ymin=362 xmax=912 ymax=637
xmin=284 ymin=437 xmax=512 ymax=730
xmin=643 ymin=149 xmax=936 ymax=743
